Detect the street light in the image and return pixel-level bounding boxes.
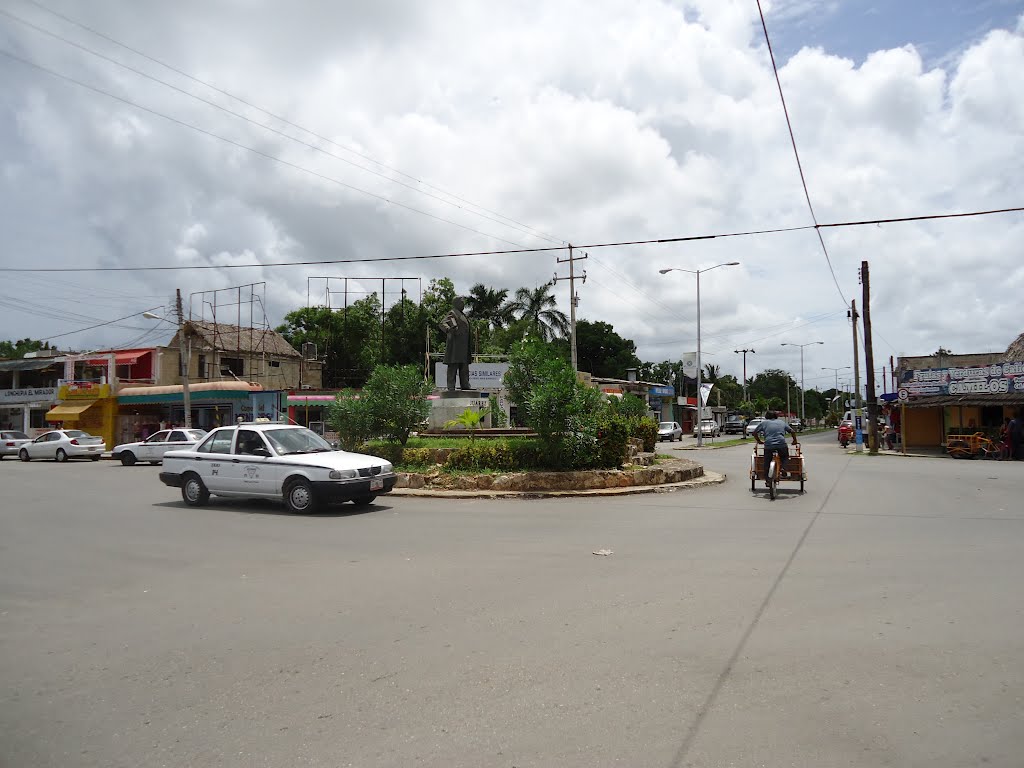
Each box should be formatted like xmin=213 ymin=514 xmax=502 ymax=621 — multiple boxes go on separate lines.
xmin=821 ymin=366 xmax=851 ymax=405
xmin=660 ymin=261 xmax=740 ymax=447
xmin=143 ymin=308 xmax=191 ymax=428
xmin=781 ymin=340 xmax=824 ymax=423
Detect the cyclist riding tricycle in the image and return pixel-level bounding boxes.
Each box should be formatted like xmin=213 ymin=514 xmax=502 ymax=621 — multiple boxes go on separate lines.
xmin=749 ymin=411 xmax=806 ymax=499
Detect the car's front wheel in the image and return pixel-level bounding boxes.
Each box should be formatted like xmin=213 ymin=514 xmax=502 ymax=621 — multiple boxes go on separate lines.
xmin=120 ymin=451 xmax=136 ymax=467
xmin=19 ymin=448 xmax=30 ymax=462
xmin=284 ymin=478 xmax=320 ymax=514
xmin=181 ymin=473 xmax=210 ymax=506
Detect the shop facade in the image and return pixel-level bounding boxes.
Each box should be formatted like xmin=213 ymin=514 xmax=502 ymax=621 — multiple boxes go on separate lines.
xmin=896 ymin=356 xmax=1024 ymax=449
xmin=44 ymin=382 xmax=119 ymax=448
xmin=0 ymin=356 xmax=64 ymax=435
xmin=116 ymin=382 xmax=270 ymax=444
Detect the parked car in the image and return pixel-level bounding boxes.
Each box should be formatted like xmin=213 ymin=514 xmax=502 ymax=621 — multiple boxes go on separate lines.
xmin=693 ymin=419 xmax=721 ymax=437
xmin=745 ymin=417 xmax=765 ymax=436
xmin=112 ymin=428 xmax=207 ymax=466
xmin=0 ymin=430 xmax=32 ymax=459
xmin=723 ymin=415 xmax=746 ymax=435
xmin=18 ymin=430 xmax=105 ymax=462
xmin=658 ymin=421 xmax=683 ymax=442
xmin=159 ymin=423 xmax=397 ymax=513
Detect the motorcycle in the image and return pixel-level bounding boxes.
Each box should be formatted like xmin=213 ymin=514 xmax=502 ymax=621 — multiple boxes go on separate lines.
xmin=838 ymin=421 xmax=854 ymax=448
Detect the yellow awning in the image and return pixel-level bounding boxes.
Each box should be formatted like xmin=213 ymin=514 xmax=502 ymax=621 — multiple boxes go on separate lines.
xmin=44 ymin=400 xmax=97 ymax=420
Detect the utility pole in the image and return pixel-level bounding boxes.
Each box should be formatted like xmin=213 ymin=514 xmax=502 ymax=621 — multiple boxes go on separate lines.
xmin=554 ymin=244 xmax=587 ymax=372
xmin=734 ymin=348 xmax=755 ymax=401
xmin=175 ymin=288 xmax=192 ymax=428
xmin=849 ymin=299 xmax=862 ymax=452
xmin=861 ymin=261 xmax=878 ymax=454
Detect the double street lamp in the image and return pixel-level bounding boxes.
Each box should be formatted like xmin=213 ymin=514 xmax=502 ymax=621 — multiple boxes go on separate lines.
xmin=821 ymin=365 xmax=851 ymax=412
xmin=659 ymin=262 xmax=740 ymax=447
xmin=780 ymin=340 xmax=824 ymax=423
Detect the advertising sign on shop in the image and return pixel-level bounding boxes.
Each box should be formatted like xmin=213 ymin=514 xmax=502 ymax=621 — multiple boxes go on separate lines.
xmin=0 ymin=387 xmax=57 ymax=404
xmin=899 ymin=361 xmax=1024 ymax=397
xmin=58 ymin=382 xmax=112 ymax=399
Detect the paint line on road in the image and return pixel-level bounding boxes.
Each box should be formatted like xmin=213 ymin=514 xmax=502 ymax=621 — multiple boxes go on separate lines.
xmin=668 ymin=452 xmax=851 ymax=767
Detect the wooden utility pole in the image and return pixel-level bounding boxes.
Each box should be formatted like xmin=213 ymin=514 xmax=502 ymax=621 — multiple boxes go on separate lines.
xmin=850 ymin=299 xmax=863 ymax=452
xmin=734 ymin=348 xmax=755 ymax=401
xmin=861 ymin=261 xmax=878 ymax=454
xmin=553 ymin=245 xmax=587 ymax=372
xmin=175 ymin=288 xmax=192 ymax=428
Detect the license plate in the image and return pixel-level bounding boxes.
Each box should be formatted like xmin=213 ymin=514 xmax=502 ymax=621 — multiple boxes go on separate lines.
xmin=370 ymin=478 xmax=383 ymax=491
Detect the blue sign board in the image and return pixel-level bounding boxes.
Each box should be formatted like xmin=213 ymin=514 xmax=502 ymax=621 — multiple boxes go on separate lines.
xmin=648 ymin=385 xmax=675 ymax=397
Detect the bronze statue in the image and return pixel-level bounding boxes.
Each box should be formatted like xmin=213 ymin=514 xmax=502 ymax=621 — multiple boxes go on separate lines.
xmin=441 ymin=297 xmax=471 ymax=391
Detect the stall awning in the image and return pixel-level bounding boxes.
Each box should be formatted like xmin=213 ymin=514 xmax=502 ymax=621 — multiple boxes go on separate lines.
xmin=82 ymin=351 xmax=146 ymax=366
xmin=286 ymin=394 xmax=336 ymax=405
xmin=0 ymin=358 xmax=62 ymax=372
xmin=118 ymin=382 xmax=260 ymax=405
xmin=45 ymin=400 xmax=97 ymax=420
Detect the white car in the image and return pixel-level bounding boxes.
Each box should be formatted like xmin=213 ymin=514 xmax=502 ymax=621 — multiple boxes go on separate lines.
xmin=745 ymin=417 xmax=765 ymax=436
xmin=159 ymin=423 xmax=397 ymax=513
xmin=693 ymin=419 xmax=721 ymax=437
xmin=18 ymin=429 xmax=105 ymax=462
xmin=112 ymin=428 xmax=207 ymax=466
xmin=658 ymin=421 xmax=683 ymax=441
xmin=1 ymin=430 xmax=32 ymax=460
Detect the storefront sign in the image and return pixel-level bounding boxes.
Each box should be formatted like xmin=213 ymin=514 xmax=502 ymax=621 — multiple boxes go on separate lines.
xmin=900 ymin=361 xmax=1024 ymax=397
xmin=0 ymin=387 xmax=57 ymax=404
xmin=434 ymin=363 xmax=510 ymax=390
xmin=59 ymin=382 xmax=111 ymax=399
xmin=648 ymin=385 xmax=675 ymax=397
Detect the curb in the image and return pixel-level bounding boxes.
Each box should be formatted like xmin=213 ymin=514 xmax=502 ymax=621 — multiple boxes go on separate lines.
xmin=387 ymin=470 xmax=727 ymax=499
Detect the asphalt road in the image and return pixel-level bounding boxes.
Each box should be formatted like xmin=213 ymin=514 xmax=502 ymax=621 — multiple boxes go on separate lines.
xmin=2 ymin=434 xmax=1022 ymax=767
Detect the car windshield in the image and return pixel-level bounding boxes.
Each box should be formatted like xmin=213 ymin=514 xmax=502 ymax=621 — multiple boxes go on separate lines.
xmin=659 ymin=423 xmax=674 ymax=429
xmin=263 ymin=428 xmax=334 ymax=455
xmin=187 ymin=430 xmax=207 ymax=440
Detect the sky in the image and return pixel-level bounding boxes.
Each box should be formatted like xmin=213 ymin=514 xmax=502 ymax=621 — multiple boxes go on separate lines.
xmin=1 ymin=0 xmax=1022 ymax=394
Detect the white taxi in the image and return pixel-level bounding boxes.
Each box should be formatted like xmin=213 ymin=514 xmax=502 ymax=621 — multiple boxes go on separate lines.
xmin=112 ymin=428 xmax=207 ymax=466
xmin=159 ymin=423 xmax=396 ymax=513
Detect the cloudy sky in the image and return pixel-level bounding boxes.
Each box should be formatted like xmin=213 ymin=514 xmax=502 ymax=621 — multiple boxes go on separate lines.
xmin=1 ymin=0 xmax=1022 ymax=393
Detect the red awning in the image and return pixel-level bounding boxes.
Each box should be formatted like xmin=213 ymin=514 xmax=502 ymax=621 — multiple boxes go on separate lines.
xmin=83 ymin=351 xmax=147 ymax=366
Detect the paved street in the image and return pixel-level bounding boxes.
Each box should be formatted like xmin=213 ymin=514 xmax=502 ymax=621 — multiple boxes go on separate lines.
xmin=2 ymin=434 xmax=1023 ymax=767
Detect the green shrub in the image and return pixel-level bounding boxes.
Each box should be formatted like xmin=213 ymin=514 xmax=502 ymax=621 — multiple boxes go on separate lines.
xmin=445 ymin=441 xmax=515 ymax=471
xmin=594 ymin=413 xmax=630 ymax=468
xmin=327 ymin=389 xmax=373 ymax=451
xmin=627 ymin=417 xmax=658 ymax=453
xmin=363 ymin=364 xmax=432 ymax=446
xmin=488 ymin=395 xmax=508 ymax=428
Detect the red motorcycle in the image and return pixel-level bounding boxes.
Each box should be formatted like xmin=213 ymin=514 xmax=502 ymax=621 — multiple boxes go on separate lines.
xmin=838 ymin=421 xmax=854 ymax=448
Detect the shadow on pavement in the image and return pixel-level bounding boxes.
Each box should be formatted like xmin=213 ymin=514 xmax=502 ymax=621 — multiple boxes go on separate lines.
xmin=152 ymin=498 xmax=393 ymax=518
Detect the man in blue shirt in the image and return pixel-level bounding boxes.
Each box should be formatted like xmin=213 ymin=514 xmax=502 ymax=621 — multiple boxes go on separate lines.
xmin=754 ymin=411 xmax=799 ymax=482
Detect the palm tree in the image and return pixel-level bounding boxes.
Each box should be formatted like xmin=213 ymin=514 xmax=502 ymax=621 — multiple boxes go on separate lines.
xmin=703 ymin=363 xmax=721 ymax=382
xmin=510 ymin=283 xmax=570 ymax=341
xmin=465 ymin=284 xmax=516 ymax=329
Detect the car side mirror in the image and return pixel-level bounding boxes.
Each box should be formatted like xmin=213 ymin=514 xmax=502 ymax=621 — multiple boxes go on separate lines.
xmin=252 ymin=447 xmax=271 ymax=457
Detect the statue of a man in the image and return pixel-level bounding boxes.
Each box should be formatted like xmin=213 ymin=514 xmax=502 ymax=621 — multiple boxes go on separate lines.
xmin=441 ymin=296 xmax=471 ymax=391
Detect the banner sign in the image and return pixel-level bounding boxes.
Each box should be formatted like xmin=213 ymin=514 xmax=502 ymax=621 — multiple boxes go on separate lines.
xmin=698 ymin=382 xmax=714 ymax=406
xmin=0 ymin=387 xmax=57 ymax=404
xmin=58 ymin=382 xmax=111 ymax=400
xmin=435 ymin=363 xmax=510 ymax=390
xmin=899 ymin=361 xmax=1024 ymax=397
xmin=680 ymin=353 xmax=697 ymax=374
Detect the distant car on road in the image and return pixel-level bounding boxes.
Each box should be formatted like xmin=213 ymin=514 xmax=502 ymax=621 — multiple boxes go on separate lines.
xmin=723 ymin=415 xmax=746 ymax=435
xmin=18 ymin=430 xmax=105 ymax=462
xmin=745 ymin=417 xmax=765 ymax=436
xmin=112 ymin=428 xmax=208 ymax=466
xmin=0 ymin=430 xmax=32 ymax=459
xmin=693 ymin=419 xmax=721 ymax=438
xmin=160 ymin=423 xmax=397 ymax=513
xmin=658 ymin=421 xmax=683 ymax=442
xmin=789 ymin=418 xmax=805 ymax=432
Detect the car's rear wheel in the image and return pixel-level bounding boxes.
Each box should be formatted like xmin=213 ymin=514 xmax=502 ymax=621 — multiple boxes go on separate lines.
xmin=90 ymin=455 xmax=100 ymax=461
xmin=120 ymin=451 xmax=136 ymax=467
xmin=352 ymin=495 xmax=377 ymax=506
xmin=181 ymin=473 xmax=210 ymax=506
xmin=19 ymin=448 xmax=30 ymax=462
xmin=284 ymin=478 xmax=320 ymax=514
xmin=55 ymin=448 xmax=67 ymax=463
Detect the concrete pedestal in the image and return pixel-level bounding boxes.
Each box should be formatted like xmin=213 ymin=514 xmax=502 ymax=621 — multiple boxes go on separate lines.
xmin=427 ymin=395 xmax=490 ymax=430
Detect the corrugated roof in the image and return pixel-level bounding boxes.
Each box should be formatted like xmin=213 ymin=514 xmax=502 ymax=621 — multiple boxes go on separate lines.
xmin=0 ymin=358 xmax=63 ymax=372
xmin=173 ymin=321 xmax=300 ymax=358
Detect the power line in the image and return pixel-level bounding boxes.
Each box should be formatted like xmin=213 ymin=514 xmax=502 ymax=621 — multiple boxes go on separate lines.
xmin=37 ymin=306 xmax=165 ymax=341
xmin=15 ymin=0 xmax=566 ymax=247
xmin=756 ymin=0 xmax=847 ymax=306
xmin=0 ymin=47 xmax=527 ymax=249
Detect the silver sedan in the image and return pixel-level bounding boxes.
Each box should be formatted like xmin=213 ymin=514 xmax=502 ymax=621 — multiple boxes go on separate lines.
xmin=1 ymin=430 xmax=32 ymax=459
xmin=18 ymin=430 xmax=106 ymax=462
xmin=112 ymin=428 xmax=207 ymax=466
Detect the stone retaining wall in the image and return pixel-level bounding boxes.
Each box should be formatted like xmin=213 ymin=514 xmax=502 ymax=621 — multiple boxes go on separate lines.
xmin=394 ymin=458 xmax=703 ymax=492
